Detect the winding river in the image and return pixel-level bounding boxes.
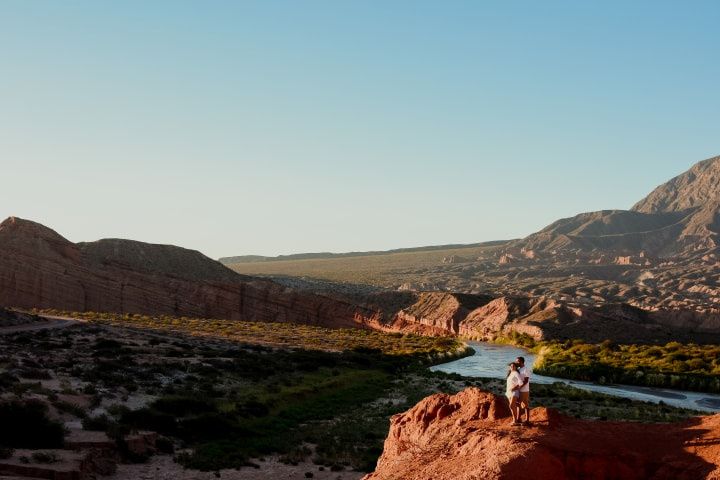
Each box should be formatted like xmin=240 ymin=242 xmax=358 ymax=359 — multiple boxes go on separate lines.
xmin=431 ymin=341 xmax=720 ymax=413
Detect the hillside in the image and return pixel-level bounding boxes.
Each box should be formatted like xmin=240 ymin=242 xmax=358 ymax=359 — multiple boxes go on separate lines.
xmin=0 ymin=216 xmax=382 ymax=329
xmin=633 ymin=155 xmax=720 ymax=213
xmin=511 ymin=155 xmax=720 ymax=257
xmin=225 ymin=155 xmax=720 ymax=326
xmin=4 ymin=215 xmax=716 ymax=343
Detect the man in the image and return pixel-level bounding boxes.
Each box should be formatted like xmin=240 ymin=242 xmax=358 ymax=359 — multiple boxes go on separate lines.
xmin=516 ymin=356 xmax=531 ymax=424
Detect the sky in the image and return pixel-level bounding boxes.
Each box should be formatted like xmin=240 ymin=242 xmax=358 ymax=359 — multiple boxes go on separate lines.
xmin=1 ymin=1 xmax=718 ymax=259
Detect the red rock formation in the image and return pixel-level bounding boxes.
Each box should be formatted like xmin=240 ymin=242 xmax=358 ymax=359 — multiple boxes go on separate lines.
xmin=459 ymin=296 xmax=549 ymax=339
xmin=0 ymin=217 xmax=383 ymax=329
xmin=365 ymin=388 xmax=720 ymax=480
xmin=390 ymin=292 xmax=494 ymax=335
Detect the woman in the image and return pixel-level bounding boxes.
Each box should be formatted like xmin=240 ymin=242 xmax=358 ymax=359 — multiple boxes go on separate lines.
xmin=505 ymin=362 xmax=523 ymax=426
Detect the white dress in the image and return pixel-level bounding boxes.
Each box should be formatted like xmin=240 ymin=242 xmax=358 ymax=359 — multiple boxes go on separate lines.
xmin=506 ymin=371 xmax=522 ymax=400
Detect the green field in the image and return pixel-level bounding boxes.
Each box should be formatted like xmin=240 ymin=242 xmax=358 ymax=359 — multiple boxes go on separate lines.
xmin=534 ymin=340 xmax=720 ymax=393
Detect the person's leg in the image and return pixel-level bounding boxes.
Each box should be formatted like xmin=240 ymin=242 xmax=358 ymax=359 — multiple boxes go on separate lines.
xmin=509 ymin=397 xmax=518 ymax=423
xmin=520 ymin=392 xmax=531 ymax=422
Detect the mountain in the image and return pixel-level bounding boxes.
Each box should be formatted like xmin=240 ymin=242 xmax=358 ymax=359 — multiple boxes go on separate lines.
xmin=0 ymin=216 xmax=382 ymax=328
xmin=513 ymin=155 xmax=720 ymax=257
xmin=2 ymin=216 xmax=708 ymax=343
xmin=222 ymin=155 xmax=720 ymax=333
xmin=364 ymin=388 xmax=720 ymax=479
xmin=633 ymin=155 xmax=720 ymax=214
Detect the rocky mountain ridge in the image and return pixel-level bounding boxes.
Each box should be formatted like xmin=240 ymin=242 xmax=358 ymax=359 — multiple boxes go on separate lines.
xmin=4 ymin=216 xmax=717 ymax=343
xmin=0 ymin=216 xmax=383 ymax=329
xmin=226 ymin=155 xmax=720 ymax=333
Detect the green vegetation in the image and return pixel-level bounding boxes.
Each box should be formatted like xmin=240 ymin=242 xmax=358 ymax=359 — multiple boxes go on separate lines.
xmin=446 ymin=374 xmax=701 ymax=423
xmin=75 ymin=336 xmax=453 ymax=471
xmin=37 ymin=309 xmax=465 ymax=358
xmin=0 ymin=399 xmax=65 ymax=448
xmin=4 ymin=311 xmax=707 ymax=475
xmin=493 ymin=331 xmax=539 ymax=350
xmin=11 ymin=315 xmax=466 ymax=472
xmin=534 ymin=340 xmax=720 ymax=393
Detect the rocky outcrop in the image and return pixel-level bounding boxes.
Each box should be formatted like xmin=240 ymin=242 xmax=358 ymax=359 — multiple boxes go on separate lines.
xmin=386 ymin=292 xmax=685 ymax=343
xmin=365 ymin=388 xmax=720 ymax=480
xmin=633 ymin=155 xmax=720 ymax=214
xmin=0 ymin=216 xmax=384 ymax=329
xmin=391 ymin=292 xmax=493 ymax=335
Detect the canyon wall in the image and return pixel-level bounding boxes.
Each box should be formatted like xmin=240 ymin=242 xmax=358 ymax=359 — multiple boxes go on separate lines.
xmin=0 ymin=216 xmax=383 ymax=329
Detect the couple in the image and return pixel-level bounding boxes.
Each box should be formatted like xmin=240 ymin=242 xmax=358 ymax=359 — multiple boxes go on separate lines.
xmin=505 ymin=356 xmax=530 ymax=426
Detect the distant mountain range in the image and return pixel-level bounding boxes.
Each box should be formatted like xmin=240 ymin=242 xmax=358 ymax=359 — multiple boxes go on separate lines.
xmin=1 ymin=155 xmax=719 ymax=344
xmin=223 ymin=155 xmax=720 ymax=338
xmin=219 ymin=241 xmax=509 ymax=265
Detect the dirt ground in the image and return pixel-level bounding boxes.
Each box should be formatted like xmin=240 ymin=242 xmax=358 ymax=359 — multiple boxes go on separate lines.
xmin=112 ymin=454 xmax=365 ymax=480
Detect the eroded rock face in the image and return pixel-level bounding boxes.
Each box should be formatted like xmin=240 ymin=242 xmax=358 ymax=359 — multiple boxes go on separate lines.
xmin=391 ymin=292 xmax=494 ymax=335
xmin=0 ymin=217 xmax=383 ymax=329
xmin=365 ymin=388 xmax=720 ymax=480
xmin=386 ymin=292 xmax=686 ymax=343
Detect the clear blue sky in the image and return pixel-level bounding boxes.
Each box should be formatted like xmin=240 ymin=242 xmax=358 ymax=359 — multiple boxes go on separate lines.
xmin=1 ymin=1 xmax=718 ymax=258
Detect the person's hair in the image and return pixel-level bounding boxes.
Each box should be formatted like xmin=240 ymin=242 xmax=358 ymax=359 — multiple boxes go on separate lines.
xmin=516 ymin=356 xmax=525 ymax=364
xmin=506 ymin=362 xmax=518 ymax=378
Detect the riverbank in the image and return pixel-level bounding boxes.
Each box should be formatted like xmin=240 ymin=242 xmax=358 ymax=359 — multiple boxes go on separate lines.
xmin=431 ymin=341 xmax=720 ymax=413
xmin=533 ymin=340 xmax=720 ymax=394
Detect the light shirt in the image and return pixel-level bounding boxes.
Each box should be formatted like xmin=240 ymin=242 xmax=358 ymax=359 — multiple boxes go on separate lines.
xmin=519 ymin=366 xmax=530 ymax=393
xmin=506 ymin=371 xmax=522 ymax=399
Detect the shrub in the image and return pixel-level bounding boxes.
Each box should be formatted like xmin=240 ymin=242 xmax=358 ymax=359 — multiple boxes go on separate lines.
xmin=31 ymin=451 xmax=58 ymax=464
xmin=0 ymin=400 xmax=65 ymax=448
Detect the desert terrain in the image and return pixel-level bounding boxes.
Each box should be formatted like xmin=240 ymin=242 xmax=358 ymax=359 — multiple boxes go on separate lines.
xmin=2 ymin=156 xmax=720 ymax=479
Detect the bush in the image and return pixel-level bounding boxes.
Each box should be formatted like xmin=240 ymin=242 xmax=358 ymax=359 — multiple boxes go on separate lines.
xmin=0 ymin=400 xmax=65 ymax=448
xmin=155 ymin=436 xmax=175 ymax=454
xmin=82 ymin=414 xmax=114 ymax=432
xmin=31 ymin=451 xmax=58 ymax=464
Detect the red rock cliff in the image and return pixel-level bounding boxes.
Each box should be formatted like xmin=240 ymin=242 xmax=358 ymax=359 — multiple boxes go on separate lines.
xmin=0 ymin=217 xmax=382 ymax=328
xmin=365 ymin=388 xmax=720 ymax=480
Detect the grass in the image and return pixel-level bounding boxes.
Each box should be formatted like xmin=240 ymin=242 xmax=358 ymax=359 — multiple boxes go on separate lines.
xmin=0 ymin=399 xmax=65 ymax=449
xmin=36 ymin=309 xmax=466 ymax=358
xmin=534 ymin=339 xmax=720 ymax=393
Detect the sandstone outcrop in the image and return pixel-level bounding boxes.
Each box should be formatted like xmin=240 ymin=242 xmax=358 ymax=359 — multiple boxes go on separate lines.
xmin=390 ymin=292 xmax=493 ymax=335
xmin=0 ymin=216 xmax=383 ymax=329
xmin=365 ymin=388 xmax=720 ymax=480
xmin=385 ymin=292 xmax=685 ymax=343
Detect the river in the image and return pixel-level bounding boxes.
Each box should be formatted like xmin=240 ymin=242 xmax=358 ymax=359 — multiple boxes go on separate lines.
xmin=431 ymin=341 xmax=720 ymax=413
